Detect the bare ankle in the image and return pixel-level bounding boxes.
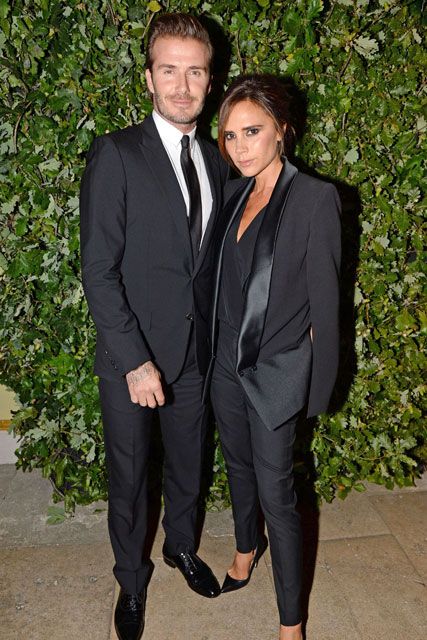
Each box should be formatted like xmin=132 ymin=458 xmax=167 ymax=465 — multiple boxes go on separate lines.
xmin=279 ymin=622 xmax=303 ymax=640
xmin=228 ymin=549 xmax=255 ymax=580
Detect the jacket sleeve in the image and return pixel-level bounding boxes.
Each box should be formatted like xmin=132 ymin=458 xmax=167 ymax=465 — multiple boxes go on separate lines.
xmin=79 ymin=136 xmax=151 ymax=375
xmin=306 ymin=183 xmax=341 ymax=417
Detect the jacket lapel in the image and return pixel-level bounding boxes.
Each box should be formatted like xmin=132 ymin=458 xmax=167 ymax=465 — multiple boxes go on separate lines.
xmin=138 ymin=116 xmax=193 ymax=267
xmin=236 ymin=159 xmax=298 ymax=371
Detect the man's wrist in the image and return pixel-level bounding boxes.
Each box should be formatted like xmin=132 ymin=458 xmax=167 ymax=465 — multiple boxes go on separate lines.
xmin=127 ymin=361 xmax=156 ymax=384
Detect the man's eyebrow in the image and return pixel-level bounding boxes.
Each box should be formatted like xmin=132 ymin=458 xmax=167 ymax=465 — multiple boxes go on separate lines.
xmin=157 ymin=63 xmax=208 ymax=71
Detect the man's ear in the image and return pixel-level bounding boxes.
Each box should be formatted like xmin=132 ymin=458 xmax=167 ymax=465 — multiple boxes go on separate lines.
xmin=145 ymin=69 xmax=154 ymax=93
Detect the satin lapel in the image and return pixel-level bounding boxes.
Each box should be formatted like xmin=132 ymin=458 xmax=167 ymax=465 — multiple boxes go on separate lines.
xmin=236 ymin=160 xmax=298 ymax=371
xmin=138 ymin=116 xmax=193 ymax=264
xmin=193 ymin=136 xmax=221 ymax=276
xmin=209 ymin=178 xmax=255 ymax=354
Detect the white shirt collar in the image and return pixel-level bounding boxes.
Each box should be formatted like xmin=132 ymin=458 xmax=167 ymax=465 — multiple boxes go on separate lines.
xmin=152 ymin=110 xmax=197 ymax=149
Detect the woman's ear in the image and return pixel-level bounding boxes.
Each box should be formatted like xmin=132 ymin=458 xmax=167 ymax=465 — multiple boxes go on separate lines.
xmin=277 ymin=123 xmax=287 ymax=143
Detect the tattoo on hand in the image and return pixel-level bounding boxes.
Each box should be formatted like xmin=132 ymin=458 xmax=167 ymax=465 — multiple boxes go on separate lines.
xmin=127 ymin=362 xmax=156 ymax=384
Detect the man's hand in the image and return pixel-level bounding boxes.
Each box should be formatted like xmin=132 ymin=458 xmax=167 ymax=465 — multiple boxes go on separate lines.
xmin=126 ymin=361 xmax=165 ymax=408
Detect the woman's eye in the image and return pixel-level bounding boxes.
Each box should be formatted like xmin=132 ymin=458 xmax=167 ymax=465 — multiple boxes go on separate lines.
xmin=247 ymin=128 xmax=259 ymax=136
xmin=225 ymin=133 xmax=235 ymax=141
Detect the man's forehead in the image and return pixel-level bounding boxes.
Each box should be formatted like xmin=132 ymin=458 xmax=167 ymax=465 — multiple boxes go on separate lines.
xmin=151 ymin=36 xmax=209 ymax=62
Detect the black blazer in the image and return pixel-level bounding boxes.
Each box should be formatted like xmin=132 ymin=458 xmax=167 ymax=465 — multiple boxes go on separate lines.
xmin=209 ymin=159 xmax=341 ymax=420
xmin=80 ymin=115 xmax=229 ymax=384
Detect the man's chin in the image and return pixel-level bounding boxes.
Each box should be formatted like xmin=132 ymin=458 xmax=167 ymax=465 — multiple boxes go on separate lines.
xmin=156 ymin=104 xmax=203 ymax=127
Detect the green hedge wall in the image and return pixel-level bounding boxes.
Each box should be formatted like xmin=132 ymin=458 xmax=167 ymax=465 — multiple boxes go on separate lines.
xmin=0 ymin=0 xmax=425 ymax=510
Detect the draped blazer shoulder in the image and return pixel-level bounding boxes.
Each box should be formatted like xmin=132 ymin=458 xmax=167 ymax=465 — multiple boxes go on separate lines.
xmin=80 ymin=115 xmax=229 ymax=384
xmin=208 ymin=159 xmax=341 ymax=419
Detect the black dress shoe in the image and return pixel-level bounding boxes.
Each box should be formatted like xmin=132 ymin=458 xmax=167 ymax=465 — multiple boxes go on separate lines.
xmin=221 ymin=534 xmax=268 ymax=594
xmin=114 ymin=588 xmax=146 ymax=640
xmin=163 ymin=546 xmax=221 ymax=598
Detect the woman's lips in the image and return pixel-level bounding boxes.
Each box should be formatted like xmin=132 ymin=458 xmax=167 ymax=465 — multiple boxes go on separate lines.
xmin=237 ymin=159 xmax=253 ymax=168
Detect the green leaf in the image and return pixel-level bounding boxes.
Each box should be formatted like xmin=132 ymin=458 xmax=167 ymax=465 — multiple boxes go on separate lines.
xmin=0 ymin=0 xmax=10 ymax=20
xmin=353 ymin=36 xmax=379 ymax=59
xmin=344 ymin=148 xmax=359 ymax=164
xmin=147 ymin=1 xmax=162 ymax=11
xmin=46 ymin=505 xmax=66 ymax=525
xmin=307 ymin=0 xmax=324 ymax=19
xmin=395 ymin=310 xmax=417 ymax=332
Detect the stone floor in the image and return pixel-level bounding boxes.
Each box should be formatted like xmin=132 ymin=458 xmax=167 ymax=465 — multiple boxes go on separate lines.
xmin=1 ymin=465 xmax=426 ymax=639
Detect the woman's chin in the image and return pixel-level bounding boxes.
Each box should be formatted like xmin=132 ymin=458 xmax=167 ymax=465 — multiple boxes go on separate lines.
xmin=238 ymin=166 xmax=257 ymax=178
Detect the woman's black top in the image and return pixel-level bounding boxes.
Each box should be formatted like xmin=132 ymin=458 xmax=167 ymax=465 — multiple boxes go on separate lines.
xmin=218 ymin=205 xmax=267 ymax=331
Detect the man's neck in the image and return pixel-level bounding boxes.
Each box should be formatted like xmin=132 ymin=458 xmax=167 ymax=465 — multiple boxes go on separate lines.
xmin=152 ymin=109 xmax=197 ymax=135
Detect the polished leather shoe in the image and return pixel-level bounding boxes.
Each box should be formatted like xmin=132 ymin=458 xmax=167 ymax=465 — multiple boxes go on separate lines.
xmin=114 ymin=588 xmax=146 ymax=640
xmin=221 ymin=534 xmax=268 ymax=594
xmin=163 ymin=546 xmax=221 ymax=598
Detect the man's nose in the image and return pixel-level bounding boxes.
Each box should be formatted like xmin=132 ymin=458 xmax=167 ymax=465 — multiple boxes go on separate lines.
xmin=175 ymin=71 xmax=190 ymax=93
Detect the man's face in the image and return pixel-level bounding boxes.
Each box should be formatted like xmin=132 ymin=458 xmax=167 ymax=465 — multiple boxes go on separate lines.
xmin=145 ymin=36 xmax=211 ymax=133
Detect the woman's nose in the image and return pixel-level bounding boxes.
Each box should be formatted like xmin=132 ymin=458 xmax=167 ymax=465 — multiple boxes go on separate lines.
xmin=235 ymin=135 xmax=248 ymax=153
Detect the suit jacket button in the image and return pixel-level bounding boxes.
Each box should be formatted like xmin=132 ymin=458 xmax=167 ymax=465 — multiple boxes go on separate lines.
xmin=185 ymin=313 xmax=194 ymax=321
xmin=104 ymin=350 xmax=108 ymax=355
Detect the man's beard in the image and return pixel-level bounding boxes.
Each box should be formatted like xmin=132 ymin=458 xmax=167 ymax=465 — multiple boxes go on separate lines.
xmin=152 ymin=92 xmax=205 ymax=125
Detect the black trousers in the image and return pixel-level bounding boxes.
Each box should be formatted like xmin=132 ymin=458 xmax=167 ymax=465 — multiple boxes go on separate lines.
xmin=211 ymin=323 xmax=302 ymax=626
xmin=99 ymin=336 xmax=207 ymax=594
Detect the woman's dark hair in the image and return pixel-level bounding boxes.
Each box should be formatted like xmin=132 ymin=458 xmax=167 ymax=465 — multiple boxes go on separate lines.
xmin=146 ymin=13 xmax=213 ymax=70
xmin=218 ymin=74 xmax=301 ymax=166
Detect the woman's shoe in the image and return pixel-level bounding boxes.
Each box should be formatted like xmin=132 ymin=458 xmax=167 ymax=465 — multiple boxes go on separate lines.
xmin=221 ymin=534 xmax=268 ymax=593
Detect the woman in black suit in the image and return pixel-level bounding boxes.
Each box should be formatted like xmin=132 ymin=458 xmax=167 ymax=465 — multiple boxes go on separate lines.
xmin=209 ymin=75 xmax=341 ymax=639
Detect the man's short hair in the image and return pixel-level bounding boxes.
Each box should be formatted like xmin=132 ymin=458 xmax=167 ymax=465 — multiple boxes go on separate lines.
xmin=146 ymin=13 xmax=213 ymax=70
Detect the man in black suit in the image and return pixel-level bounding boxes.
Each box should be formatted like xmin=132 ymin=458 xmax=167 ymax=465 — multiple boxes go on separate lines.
xmin=80 ymin=13 xmax=228 ymax=640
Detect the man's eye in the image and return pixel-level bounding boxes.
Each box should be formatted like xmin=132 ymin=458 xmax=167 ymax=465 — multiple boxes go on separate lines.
xmin=189 ymin=70 xmax=201 ymax=76
xmin=247 ymin=128 xmax=259 ymax=136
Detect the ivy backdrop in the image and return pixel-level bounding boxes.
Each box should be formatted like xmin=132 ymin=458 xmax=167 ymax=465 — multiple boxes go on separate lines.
xmin=0 ymin=0 xmax=425 ymax=512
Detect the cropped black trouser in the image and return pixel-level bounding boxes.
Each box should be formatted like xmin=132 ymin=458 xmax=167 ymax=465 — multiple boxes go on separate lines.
xmin=98 ymin=336 xmax=207 ymax=594
xmin=211 ymin=323 xmax=302 ymax=626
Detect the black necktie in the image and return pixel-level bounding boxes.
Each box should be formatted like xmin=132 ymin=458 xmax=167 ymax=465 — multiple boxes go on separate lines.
xmin=180 ymin=135 xmax=202 ymax=261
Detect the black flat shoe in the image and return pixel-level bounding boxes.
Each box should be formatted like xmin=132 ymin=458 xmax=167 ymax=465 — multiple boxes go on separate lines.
xmin=221 ymin=534 xmax=268 ymax=594
xmin=114 ymin=588 xmax=146 ymax=640
xmin=163 ymin=546 xmax=221 ymax=598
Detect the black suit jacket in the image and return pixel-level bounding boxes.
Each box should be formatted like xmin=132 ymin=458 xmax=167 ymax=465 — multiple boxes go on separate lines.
xmin=209 ymin=159 xmax=341 ymax=421
xmin=80 ymin=115 xmax=229 ymax=384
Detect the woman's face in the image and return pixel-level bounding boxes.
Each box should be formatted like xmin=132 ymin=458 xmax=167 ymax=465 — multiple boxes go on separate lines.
xmin=223 ymin=99 xmax=283 ymax=179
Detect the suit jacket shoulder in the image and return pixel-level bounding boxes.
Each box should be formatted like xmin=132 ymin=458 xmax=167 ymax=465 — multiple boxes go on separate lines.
xmin=292 ymin=172 xmax=340 ymax=210
xmin=89 ymin=123 xmax=143 ymax=152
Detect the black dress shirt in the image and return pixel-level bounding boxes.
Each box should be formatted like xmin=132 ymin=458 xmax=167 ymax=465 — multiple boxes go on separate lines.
xmin=218 ymin=205 xmax=266 ymax=332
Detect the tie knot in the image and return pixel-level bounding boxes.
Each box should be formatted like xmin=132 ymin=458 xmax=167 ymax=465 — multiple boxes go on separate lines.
xmin=181 ymin=135 xmax=190 ymax=150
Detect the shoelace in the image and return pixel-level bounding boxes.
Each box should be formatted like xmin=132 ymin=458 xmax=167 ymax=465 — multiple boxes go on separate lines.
xmin=179 ymin=551 xmax=199 ymax=575
xmin=121 ymin=593 xmax=143 ymax=613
